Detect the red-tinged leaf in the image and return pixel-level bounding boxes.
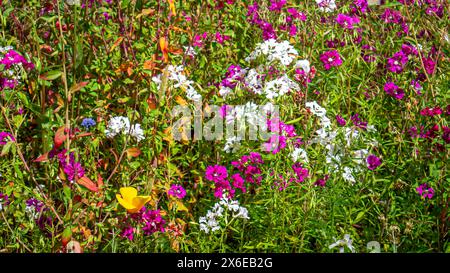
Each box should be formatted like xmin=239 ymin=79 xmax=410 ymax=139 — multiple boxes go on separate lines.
xmin=110 ymin=37 xmax=124 ymax=52
xmin=73 ymin=132 xmax=93 ymax=139
xmin=69 ymin=81 xmax=89 ymax=93
xmin=77 ymin=176 xmax=99 ymax=192
xmin=54 ymin=126 xmax=67 ymax=149
xmin=126 ymin=147 xmax=141 ymax=158
xmin=39 ymin=70 xmax=62 ymax=81
xmin=97 ymin=174 xmax=104 ymax=188
xmin=34 ymin=152 xmax=49 ymax=162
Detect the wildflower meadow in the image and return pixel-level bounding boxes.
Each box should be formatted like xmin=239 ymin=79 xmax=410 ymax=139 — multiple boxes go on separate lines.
xmin=0 ymin=0 xmax=448 ymax=254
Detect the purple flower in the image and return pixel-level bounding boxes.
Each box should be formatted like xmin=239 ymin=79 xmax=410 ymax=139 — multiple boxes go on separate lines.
xmin=314 ymin=175 xmax=329 ymax=187
xmin=121 ymin=226 xmax=135 ymax=241
xmin=416 ymin=184 xmax=434 ymax=199
xmin=384 ymin=82 xmax=405 ymax=100
xmin=336 ymin=115 xmax=346 ymax=126
xmin=81 ymin=118 xmax=96 ymax=130
xmin=366 ymin=154 xmax=381 ymax=170
xmin=380 ymin=8 xmax=403 ymax=24
xmin=264 ymin=134 xmax=287 ymax=154
xmin=351 ymin=114 xmax=368 ymax=130
xmin=423 ymin=57 xmax=436 ymax=75
xmin=168 ymin=184 xmax=186 ymax=199
xmin=269 ymin=0 xmax=286 ymax=12
xmin=0 ymin=132 xmax=15 ymax=145
xmin=231 ymin=173 xmax=246 ymax=193
xmin=292 ymin=163 xmax=309 ymax=183
xmin=320 ymin=50 xmax=343 ymax=70
xmin=387 ymin=51 xmax=408 ymax=73
xmin=215 ymin=32 xmax=230 ymax=44
xmin=0 ymin=193 xmax=10 ymax=210
xmin=56 ymin=151 xmax=85 ymax=182
xmin=141 ymin=209 xmax=166 ymax=235
xmin=351 ymin=0 xmax=368 ymax=14
xmin=336 ymin=14 xmax=360 ymax=29
xmin=205 ymin=165 xmax=228 ymax=182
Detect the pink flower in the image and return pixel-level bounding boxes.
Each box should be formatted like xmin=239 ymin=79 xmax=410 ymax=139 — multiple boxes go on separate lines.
xmin=320 ymin=50 xmax=343 ymax=70
xmin=387 ymin=51 xmax=408 ymax=73
xmin=416 ymin=184 xmax=434 ymax=199
xmin=336 ymin=14 xmax=360 ymax=29
xmin=205 ymin=165 xmax=228 ymax=182
xmin=214 ymin=32 xmax=230 ymax=44
xmin=384 ymin=82 xmax=405 ymax=100
xmin=168 ymin=184 xmax=186 ymax=199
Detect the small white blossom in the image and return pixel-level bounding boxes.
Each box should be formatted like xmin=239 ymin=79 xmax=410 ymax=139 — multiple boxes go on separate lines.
xmin=329 ymin=234 xmax=356 ymax=253
xmin=246 ymin=39 xmax=298 ymax=66
xmin=291 ymin=148 xmax=309 ymax=163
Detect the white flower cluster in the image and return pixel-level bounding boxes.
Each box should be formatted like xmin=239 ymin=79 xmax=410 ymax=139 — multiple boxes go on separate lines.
xmin=225 ymin=101 xmax=267 ymax=127
xmin=199 ymin=198 xmax=250 ymax=234
xmin=291 ymin=147 xmax=309 ymax=163
xmin=295 ymin=59 xmax=311 ymax=74
xmin=105 ymin=116 xmax=145 ymax=142
xmin=152 ymin=65 xmax=202 ymax=101
xmin=223 ymin=136 xmax=242 ymax=153
xmin=306 ymin=101 xmax=378 ymax=184
xmin=316 ymin=0 xmax=337 ymax=13
xmin=263 ymin=75 xmax=299 ymax=99
xmin=246 ymin=39 xmax=298 ymax=66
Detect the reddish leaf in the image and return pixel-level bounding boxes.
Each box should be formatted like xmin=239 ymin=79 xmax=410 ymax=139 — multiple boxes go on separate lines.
xmin=34 ymin=152 xmax=49 ymax=162
xmin=97 ymin=174 xmax=104 ymax=188
xmin=77 ymin=176 xmax=99 ymax=192
xmin=54 ymin=126 xmax=67 ymax=149
xmin=69 ymin=81 xmax=89 ymax=93
xmin=126 ymin=147 xmax=141 ymax=158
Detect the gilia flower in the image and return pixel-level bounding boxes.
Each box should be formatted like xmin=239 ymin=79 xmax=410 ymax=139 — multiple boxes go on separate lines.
xmin=116 ymin=187 xmax=151 ymax=213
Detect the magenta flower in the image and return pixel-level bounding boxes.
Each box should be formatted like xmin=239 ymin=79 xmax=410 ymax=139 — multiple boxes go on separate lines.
xmin=193 ymin=32 xmax=208 ymax=47
xmin=264 ymin=134 xmax=287 ymax=154
xmin=387 ymin=51 xmax=408 ymax=73
xmin=336 ymin=14 xmax=360 ymax=29
xmin=292 ymin=163 xmax=309 ymax=183
xmin=366 ymin=154 xmax=381 ymax=170
xmin=269 ymin=0 xmax=286 ymax=12
xmin=416 ymin=184 xmax=434 ymax=199
xmin=205 ymin=165 xmax=228 ymax=182
xmin=0 ymin=132 xmax=15 ymax=145
xmin=380 ymin=8 xmax=403 ymax=24
xmin=320 ymin=50 xmax=343 ymax=70
xmin=231 ymin=173 xmax=246 ymax=193
xmin=142 ymin=209 xmax=166 ymax=235
xmin=384 ymin=82 xmax=405 ymax=100
xmin=215 ymin=32 xmax=230 ymax=44
xmin=336 ymin=115 xmax=346 ymax=126
xmin=168 ymin=184 xmax=186 ymax=199
xmin=423 ymin=57 xmax=436 ymax=75
xmin=121 ymin=226 xmax=135 ymax=241
xmin=314 ymin=175 xmax=329 ymax=187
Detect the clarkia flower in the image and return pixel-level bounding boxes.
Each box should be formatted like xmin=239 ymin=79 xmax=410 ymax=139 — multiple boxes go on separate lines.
xmin=366 ymin=154 xmax=381 ymax=170
xmin=168 ymin=184 xmax=186 ymax=199
xmin=336 ymin=14 xmax=360 ymax=29
xmin=0 ymin=132 xmax=15 ymax=145
xmin=320 ymin=50 xmax=342 ymax=70
xmin=416 ymin=184 xmax=434 ymax=199
xmin=384 ymin=82 xmax=405 ymax=100
xmin=387 ymin=51 xmax=408 ymax=73
xmin=205 ymin=165 xmax=228 ymax=182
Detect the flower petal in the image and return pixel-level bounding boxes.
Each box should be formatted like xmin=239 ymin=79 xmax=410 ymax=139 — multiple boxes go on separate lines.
xmin=120 ymin=187 xmax=137 ymax=202
xmin=116 ymin=194 xmax=135 ymax=210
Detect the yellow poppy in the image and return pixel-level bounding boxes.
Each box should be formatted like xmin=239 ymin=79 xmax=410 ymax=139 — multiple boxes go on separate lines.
xmin=116 ymin=187 xmax=151 ymax=213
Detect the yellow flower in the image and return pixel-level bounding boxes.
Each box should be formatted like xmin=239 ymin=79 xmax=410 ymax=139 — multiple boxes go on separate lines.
xmin=116 ymin=187 xmax=151 ymax=213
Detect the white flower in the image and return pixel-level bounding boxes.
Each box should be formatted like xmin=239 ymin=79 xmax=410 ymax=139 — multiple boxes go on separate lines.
xmin=342 ymin=167 xmax=356 ymax=183
xmin=263 ymin=75 xmax=299 ymax=99
xmin=246 ymin=39 xmax=298 ymax=66
xmin=224 ymin=136 xmax=241 ymax=153
xmin=291 ymin=148 xmax=309 ymax=163
xmin=306 ymin=101 xmax=327 ymax=118
xmin=295 ymin=59 xmax=311 ymax=73
xmin=153 ymin=65 xmax=202 ymax=101
xmin=130 ymin=123 xmax=145 ymax=142
xmin=244 ymin=68 xmax=264 ymax=95
xmin=219 ymin=86 xmax=233 ymax=97
xmin=105 ymin=116 xmax=145 ymax=142
xmin=329 ymin=234 xmax=356 ymax=253
xmin=316 ymin=0 xmax=337 ymax=13
xmin=105 ymin=116 xmax=130 ymax=138
xmin=183 ymin=46 xmax=197 ymax=57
